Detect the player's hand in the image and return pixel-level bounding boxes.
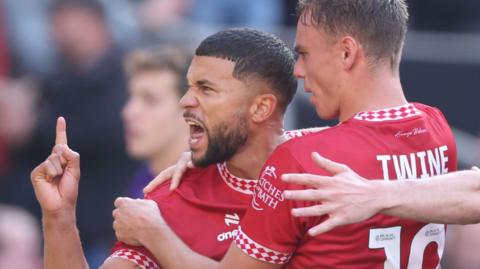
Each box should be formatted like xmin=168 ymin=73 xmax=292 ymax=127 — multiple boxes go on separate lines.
xmin=282 ymin=152 xmax=382 ymax=236
xmin=30 ymin=117 xmax=81 ymax=216
xmin=113 ymin=197 xmax=166 ymax=246
xmin=143 ymin=151 xmax=194 ymax=193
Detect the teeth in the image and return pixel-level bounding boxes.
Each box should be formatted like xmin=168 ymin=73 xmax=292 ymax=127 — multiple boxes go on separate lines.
xmin=185 ymin=118 xmax=202 ymax=128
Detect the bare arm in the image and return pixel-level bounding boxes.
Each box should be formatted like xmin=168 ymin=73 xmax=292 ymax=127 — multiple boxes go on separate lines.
xmin=42 ymin=211 xmax=89 ymax=269
xmin=113 ymin=198 xmax=280 ymax=269
xmin=380 ymin=168 xmax=480 ymax=224
xmin=30 ymin=117 xmax=89 ymax=269
xmin=282 ymin=153 xmax=480 ymax=235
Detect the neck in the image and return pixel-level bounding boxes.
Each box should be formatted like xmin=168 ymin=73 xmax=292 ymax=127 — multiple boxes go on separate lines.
xmin=225 ymin=118 xmax=285 ymax=179
xmin=148 ymin=134 xmax=189 ymax=175
xmin=339 ymin=66 xmax=407 ymax=122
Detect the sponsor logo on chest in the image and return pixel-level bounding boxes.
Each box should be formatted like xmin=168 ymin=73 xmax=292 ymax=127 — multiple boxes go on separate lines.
xmin=217 ymin=213 xmax=241 ymax=242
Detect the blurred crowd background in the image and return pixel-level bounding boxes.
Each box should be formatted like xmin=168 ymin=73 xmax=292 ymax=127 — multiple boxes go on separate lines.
xmin=0 ymin=0 xmax=479 ymax=268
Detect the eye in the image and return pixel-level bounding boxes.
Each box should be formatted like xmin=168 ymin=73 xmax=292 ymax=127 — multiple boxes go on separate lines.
xmin=141 ymin=92 xmax=160 ymax=106
xmin=200 ymin=86 xmax=214 ymax=93
xmin=296 ymin=51 xmax=307 ymax=61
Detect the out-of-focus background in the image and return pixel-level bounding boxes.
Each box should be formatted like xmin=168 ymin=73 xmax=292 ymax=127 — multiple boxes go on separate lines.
xmin=0 ymin=0 xmax=478 ymax=268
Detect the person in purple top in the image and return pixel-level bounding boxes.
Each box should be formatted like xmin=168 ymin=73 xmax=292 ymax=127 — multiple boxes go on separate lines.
xmin=122 ymin=47 xmax=190 ymax=198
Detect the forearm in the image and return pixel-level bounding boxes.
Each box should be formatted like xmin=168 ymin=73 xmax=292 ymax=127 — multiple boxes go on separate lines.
xmin=43 ymin=210 xmax=89 ymax=269
xmin=378 ymin=170 xmax=480 ymax=224
xmin=140 ymin=221 xmax=219 ymax=269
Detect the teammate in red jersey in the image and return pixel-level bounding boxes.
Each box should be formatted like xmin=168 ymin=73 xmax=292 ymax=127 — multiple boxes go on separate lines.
xmin=111 ymin=0 xmax=457 ymax=269
xmin=237 ymin=103 xmax=456 ymax=268
xmin=30 ymin=28 xmax=303 ymax=269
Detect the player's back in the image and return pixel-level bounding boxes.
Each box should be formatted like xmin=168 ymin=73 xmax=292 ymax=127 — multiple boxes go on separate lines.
xmin=239 ymin=103 xmax=457 ymax=269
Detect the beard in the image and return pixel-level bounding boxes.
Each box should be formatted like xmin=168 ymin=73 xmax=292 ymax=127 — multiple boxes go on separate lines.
xmin=192 ymin=113 xmax=248 ymax=168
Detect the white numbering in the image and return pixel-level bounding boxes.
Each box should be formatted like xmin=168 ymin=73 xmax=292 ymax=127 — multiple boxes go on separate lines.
xmin=369 ymin=224 xmax=445 ymax=269
xmin=369 ymin=226 xmax=401 ymax=269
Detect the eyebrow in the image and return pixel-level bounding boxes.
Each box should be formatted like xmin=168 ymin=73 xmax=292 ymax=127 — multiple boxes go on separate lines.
xmin=195 ymin=79 xmax=217 ymax=87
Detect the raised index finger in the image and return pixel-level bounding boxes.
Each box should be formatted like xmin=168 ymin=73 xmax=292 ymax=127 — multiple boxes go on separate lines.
xmin=55 ymin=116 xmax=68 ymax=145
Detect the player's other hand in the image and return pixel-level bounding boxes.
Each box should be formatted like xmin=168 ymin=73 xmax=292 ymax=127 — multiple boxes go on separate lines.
xmin=30 ymin=117 xmax=81 ymax=216
xmin=143 ymin=151 xmax=194 ymax=193
xmin=282 ymin=152 xmax=382 ymax=236
xmin=113 ymin=197 xmax=165 ymax=246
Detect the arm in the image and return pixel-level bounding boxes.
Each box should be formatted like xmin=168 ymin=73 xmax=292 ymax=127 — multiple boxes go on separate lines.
xmin=282 ymin=153 xmax=480 ymax=235
xmin=380 ymin=168 xmax=480 ymax=223
xmin=30 ymin=117 xmax=88 ymax=269
xmin=112 ymin=198 xmax=280 ymax=269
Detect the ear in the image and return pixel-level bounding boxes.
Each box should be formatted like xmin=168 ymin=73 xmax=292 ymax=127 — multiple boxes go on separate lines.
xmin=339 ymin=36 xmax=359 ymax=71
xmin=249 ymin=93 xmax=278 ymax=123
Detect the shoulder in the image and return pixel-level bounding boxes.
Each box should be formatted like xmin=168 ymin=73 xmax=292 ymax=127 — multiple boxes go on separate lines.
xmin=279 ymin=125 xmax=354 ymax=155
xmin=413 ymin=102 xmax=448 ymax=121
xmin=145 ymin=164 xmax=219 ymax=199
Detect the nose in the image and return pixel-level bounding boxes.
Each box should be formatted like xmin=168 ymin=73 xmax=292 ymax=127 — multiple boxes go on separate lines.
xmin=293 ymin=58 xmax=305 ymax=79
xmin=179 ymin=88 xmax=199 ymax=109
xmin=122 ymin=98 xmax=134 ymax=122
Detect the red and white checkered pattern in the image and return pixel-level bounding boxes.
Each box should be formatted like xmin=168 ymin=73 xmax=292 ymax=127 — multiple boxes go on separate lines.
xmin=353 ymin=103 xmax=422 ymax=122
xmin=234 ymin=226 xmax=291 ymax=264
xmin=109 ymin=248 xmax=160 ymax=269
xmin=218 ymin=162 xmax=257 ymax=195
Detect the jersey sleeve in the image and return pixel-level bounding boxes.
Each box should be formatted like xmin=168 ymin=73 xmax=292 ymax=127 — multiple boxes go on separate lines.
xmin=234 ymin=146 xmax=314 ymax=265
xmin=107 ymin=241 xmax=161 ymax=269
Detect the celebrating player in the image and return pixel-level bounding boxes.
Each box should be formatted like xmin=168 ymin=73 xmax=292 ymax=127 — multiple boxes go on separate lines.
xmin=31 ymin=28 xmax=307 ymax=269
xmin=112 ymin=0 xmax=457 ymax=268
xmin=282 ymin=155 xmax=480 ymax=233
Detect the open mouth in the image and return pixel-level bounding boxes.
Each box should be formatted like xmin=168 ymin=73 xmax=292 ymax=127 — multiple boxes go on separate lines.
xmin=185 ymin=118 xmax=205 ymax=147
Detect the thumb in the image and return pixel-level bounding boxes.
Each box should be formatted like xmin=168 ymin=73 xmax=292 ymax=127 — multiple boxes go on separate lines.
xmin=311 ymin=152 xmax=351 ymax=175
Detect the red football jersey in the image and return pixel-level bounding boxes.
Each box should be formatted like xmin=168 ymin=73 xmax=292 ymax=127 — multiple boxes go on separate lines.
xmin=107 ymin=130 xmax=314 ymax=269
xmin=237 ymin=103 xmax=457 ymax=269
xmin=109 ymin=163 xmax=255 ymax=268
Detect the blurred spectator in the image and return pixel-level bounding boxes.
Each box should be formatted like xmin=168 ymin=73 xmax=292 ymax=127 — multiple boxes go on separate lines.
xmin=134 ymin=0 xmax=214 ymax=49
xmin=0 ymin=1 xmax=10 ymax=175
xmin=188 ymin=0 xmax=284 ymax=33
xmin=0 ymin=1 xmax=8 ymax=77
xmin=122 ymin=47 xmax=190 ymax=198
xmin=3 ymin=0 xmax=54 ymax=76
xmin=0 ymin=78 xmax=39 ymax=149
xmin=0 ymin=204 xmax=42 ymax=269
xmin=1 ymin=0 xmax=138 ymax=266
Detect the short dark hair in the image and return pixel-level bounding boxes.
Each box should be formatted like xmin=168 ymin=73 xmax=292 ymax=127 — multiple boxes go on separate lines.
xmin=124 ymin=47 xmax=191 ymax=96
xmin=195 ymin=28 xmax=297 ymax=113
xmin=50 ymin=0 xmax=105 ymax=19
xmin=297 ymin=0 xmax=409 ymax=68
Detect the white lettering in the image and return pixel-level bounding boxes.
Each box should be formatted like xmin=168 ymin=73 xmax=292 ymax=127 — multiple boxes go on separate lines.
xmin=251 ymin=165 xmax=284 ymax=210
xmin=217 ymin=229 xmax=239 ymax=242
xmin=393 ymin=154 xmax=417 ymax=180
xmin=416 ymin=151 xmax=429 ymax=178
xmin=377 ymin=145 xmax=449 ymax=180
xmin=427 ymin=148 xmax=441 ymax=176
xmin=377 ymin=155 xmax=391 ymax=180
xmin=439 ymin=145 xmax=449 ymax=174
